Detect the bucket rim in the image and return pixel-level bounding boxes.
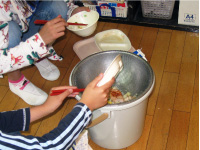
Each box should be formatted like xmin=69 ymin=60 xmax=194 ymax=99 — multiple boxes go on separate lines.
xmin=69 ymin=50 xmax=155 ymax=111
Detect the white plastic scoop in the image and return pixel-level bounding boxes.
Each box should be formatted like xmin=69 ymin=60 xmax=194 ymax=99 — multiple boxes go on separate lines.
xmin=97 ymin=54 xmax=123 ymax=87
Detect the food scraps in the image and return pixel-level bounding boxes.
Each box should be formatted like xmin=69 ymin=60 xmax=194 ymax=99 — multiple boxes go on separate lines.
xmin=107 ymin=87 xmax=137 ymax=104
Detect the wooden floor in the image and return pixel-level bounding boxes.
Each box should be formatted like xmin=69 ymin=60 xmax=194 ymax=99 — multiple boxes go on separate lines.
xmin=0 ymin=22 xmax=198 ymax=150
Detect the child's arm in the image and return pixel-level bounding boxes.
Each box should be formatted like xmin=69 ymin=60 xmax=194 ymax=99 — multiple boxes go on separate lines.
xmin=0 ymin=74 xmax=115 ymax=149
xmin=0 ymin=86 xmax=78 ymax=133
xmin=0 ymin=108 xmax=30 ymax=133
xmin=29 ymin=86 xmax=78 ymax=123
xmin=30 ymin=73 xmax=114 ymax=122
xmin=0 ymin=16 xmax=67 ymax=74
xmin=0 ymin=102 xmax=91 ymax=149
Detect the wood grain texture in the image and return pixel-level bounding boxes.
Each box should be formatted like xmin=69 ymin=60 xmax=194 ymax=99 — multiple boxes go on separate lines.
xmin=173 ymin=32 xmax=199 ymax=112
xmin=0 ymin=85 xmax=9 ymax=103
xmin=147 ymin=31 xmax=171 ymax=116
xmin=138 ymin=27 xmax=158 ymax=61
xmin=164 ymin=30 xmax=186 ymax=73
xmin=186 ymin=62 xmax=199 ymax=150
xmin=147 ymin=72 xmax=179 ymax=150
xmin=128 ymin=25 xmax=145 ymax=50
xmin=166 ymin=111 xmax=190 ymax=150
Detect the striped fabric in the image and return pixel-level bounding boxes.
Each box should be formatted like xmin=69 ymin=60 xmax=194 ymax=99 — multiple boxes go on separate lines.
xmin=0 ymin=103 xmax=92 ymax=150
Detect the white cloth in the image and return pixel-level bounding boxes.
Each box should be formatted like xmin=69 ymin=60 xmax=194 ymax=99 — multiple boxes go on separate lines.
xmin=74 ymin=130 xmax=93 ymax=150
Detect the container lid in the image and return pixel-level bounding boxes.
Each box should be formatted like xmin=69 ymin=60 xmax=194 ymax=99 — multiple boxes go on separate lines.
xmin=73 ymin=37 xmax=135 ymax=60
xmin=73 ymin=37 xmax=101 ymax=60
xmin=94 ymin=29 xmax=132 ymax=51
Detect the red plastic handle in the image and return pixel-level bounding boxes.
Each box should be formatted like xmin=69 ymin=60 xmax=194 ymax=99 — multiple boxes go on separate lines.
xmin=34 ymin=20 xmax=48 ymax=24
xmin=50 ymin=88 xmax=85 ymax=96
xmin=67 ymin=22 xmax=88 ymax=26
xmin=34 ymin=20 xmax=88 ymax=26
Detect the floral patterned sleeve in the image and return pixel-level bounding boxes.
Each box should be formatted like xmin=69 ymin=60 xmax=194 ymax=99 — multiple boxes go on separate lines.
xmin=0 ymin=32 xmax=56 ymax=74
xmin=0 ymin=0 xmax=80 ymax=75
xmin=0 ymin=1 xmax=60 ymax=75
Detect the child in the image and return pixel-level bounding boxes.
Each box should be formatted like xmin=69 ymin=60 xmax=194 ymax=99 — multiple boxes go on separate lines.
xmin=0 ymin=73 xmax=115 ymax=149
xmin=0 ymin=0 xmax=89 ymax=105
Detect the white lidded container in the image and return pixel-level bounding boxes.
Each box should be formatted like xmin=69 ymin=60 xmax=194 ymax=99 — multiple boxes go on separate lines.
xmin=69 ymin=51 xmax=155 ymax=149
xmin=94 ymin=29 xmax=132 ymax=52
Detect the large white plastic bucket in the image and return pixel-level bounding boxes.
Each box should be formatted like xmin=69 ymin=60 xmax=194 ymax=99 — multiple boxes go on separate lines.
xmin=69 ymin=51 xmax=155 ymax=149
xmin=88 ymin=79 xmax=154 ymax=149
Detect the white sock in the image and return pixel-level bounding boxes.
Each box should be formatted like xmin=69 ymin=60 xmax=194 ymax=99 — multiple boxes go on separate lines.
xmin=8 ymin=74 xmax=30 ymax=90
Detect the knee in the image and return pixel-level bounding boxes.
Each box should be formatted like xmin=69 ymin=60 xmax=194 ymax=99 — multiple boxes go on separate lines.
xmin=50 ymin=1 xmax=69 ymax=20
xmin=8 ymin=21 xmax=22 ymax=39
xmin=8 ymin=21 xmax=22 ymax=48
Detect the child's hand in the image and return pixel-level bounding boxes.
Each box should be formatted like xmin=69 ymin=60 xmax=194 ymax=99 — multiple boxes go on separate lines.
xmin=30 ymin=86 xmax=78 ymax=122
xmin=39 ymin=15 xmax=68 ymax=45
xmin=43 ymin=86 xmax=79 ymax=113
xmin=80 ymin=73 xmax=115 ymax=111
xmin=71 ymin=7 xmax=90 ymax=16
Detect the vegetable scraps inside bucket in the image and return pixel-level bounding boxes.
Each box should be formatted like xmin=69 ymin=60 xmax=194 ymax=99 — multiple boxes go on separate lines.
xmin=108 ymin=87 xmax=137 ymax=104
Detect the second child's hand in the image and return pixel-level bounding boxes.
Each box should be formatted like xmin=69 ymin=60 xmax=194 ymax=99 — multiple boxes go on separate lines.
xmin=39 ymin=15 xmax=68 ymax=45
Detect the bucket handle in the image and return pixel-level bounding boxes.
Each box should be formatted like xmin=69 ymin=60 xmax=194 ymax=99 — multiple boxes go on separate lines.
xmin=86 ymin=113 xmax=109 ymax=128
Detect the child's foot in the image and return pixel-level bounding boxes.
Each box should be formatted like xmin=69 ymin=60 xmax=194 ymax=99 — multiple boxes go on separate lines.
xmin=9 ymin=75 xmax=48 ymax=105
xmin=35 ymin=58 xmax=60 ymax=81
